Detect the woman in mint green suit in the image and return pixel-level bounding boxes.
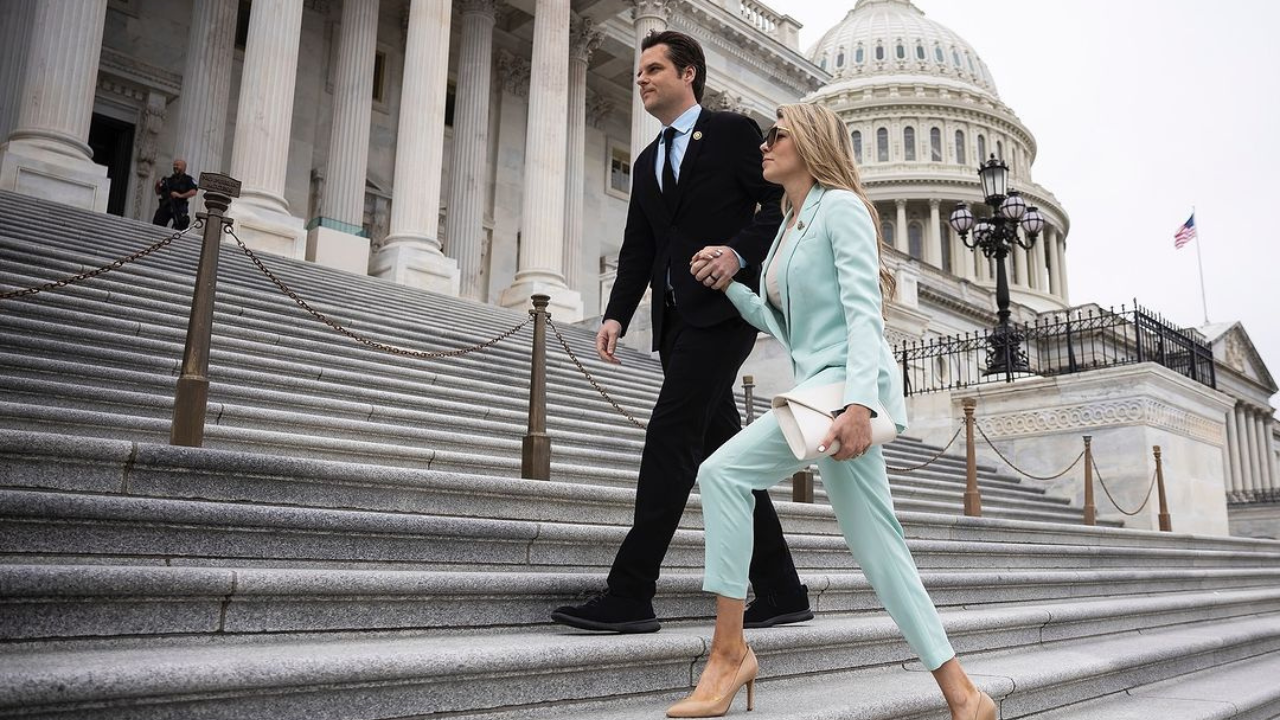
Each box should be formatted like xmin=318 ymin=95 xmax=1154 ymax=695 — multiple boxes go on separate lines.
xmin=664 ymin=103 xmax=995 ymax=720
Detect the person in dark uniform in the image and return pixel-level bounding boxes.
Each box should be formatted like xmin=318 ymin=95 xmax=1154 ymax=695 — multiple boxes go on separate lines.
xmin=152 ymin=159 xmax=198 ymax=230
xmin=550 ymin=31 xmax=812 ymax=634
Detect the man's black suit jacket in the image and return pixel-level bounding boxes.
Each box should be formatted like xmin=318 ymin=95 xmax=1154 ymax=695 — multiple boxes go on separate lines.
xmin=603 ymin=108 xmax=784 ymax=351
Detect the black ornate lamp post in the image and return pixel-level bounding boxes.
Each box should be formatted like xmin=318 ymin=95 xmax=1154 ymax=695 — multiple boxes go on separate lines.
xmin=949 ymin=155 xmax=1045 ymax=378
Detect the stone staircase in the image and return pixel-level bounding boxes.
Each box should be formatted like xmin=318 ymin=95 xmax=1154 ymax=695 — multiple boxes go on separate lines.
xmin=1 ymin=190 xmax=1279 ymax=719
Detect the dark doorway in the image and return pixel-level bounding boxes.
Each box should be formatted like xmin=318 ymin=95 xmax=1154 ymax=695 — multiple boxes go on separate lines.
xmin=88 ymin=113 xmax=135 ymax=217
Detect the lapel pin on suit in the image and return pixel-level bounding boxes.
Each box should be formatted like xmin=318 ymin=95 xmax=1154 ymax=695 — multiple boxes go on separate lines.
xmin=797 ymin=221 xmax=806 ymax=230
xmin=693 ymin=131 xmax=703 ymax=140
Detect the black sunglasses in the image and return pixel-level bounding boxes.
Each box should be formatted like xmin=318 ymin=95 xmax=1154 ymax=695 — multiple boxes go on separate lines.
xmin=764 ymin=125 xmax=792 ymax=149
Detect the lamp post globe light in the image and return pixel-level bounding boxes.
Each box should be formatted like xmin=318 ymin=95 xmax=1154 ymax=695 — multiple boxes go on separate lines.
xmin=949 ymin=155 xmax=1046 ymax=377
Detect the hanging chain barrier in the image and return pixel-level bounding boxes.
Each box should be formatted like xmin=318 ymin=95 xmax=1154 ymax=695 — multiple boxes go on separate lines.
xmin=886 ymin=423 xmax=965 ymax=473
xmin=973 ymin=421 xmax=1086 ymax=482
xmin=1092 ymin=455 xmax=1159 ymax=517
xmin=0 ymin=221 xmax=201 ymax=301
xmin=545 ymin=316 xmax=648 ymax=431
xmin=225 ymin=225 xmax=531 ymax=358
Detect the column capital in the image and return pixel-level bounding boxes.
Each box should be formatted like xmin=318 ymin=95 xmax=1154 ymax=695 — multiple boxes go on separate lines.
xmin=928 ymin=198 xmax=941 ymax=209
xmin=496 ymin=49 xmax=531 ymax=97
xmin=586 ymin=89 xmax=615 ymax=129
xmin=455 ymin=0 xmax=499 ymax=19
xmin=706 ymin=88 xmax=746 ymax=115
xmin=633 ymin=0 xmax=675 ymax=24
xmin=569 ymin=15 xmax=603 ymax=63
xmin=895 ymin=198 xmax=907 ymax=209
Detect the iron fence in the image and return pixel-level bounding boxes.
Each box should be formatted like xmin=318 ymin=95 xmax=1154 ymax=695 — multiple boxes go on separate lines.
xmin=896 ymin=302 xmax=1216 ymax=396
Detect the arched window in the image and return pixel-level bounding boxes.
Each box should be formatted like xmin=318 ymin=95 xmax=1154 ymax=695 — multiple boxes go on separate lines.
xmin=916 ymin=42 xmax=926 ymax=60
xmin=881 ymin=220 xmax=896 ymax=247
xmin=977 ymin=134 xmax=986 ymax=161
xmin=967 ymin=54 xmax=976 ymax=74
xmin=875 ymin=44 xmax=885 ymax=61
xmin=820 ymin=55 xmax=827 ymax=71
xmin=851 ymin=130 xmax=863 ymax=164
xmin=896 ymin=42 xmax=906 ymax=60
xmin=903 ymin=126 xmax=916 ymax=161
xmin=955 ymin=130 xmax=966 ymax=165
xmin=952 ymin=48 xmax=962 ymax=68
xmin=908 ymin=222 xmax=924 ymax=260
xmin=836 ymin=48 xmax=845 ymax=68
xmin=996 ymin=140 xmax=1004 ymax=159
xmin=935 ymin=45 xmax=944 ymax=63
xmin=930 ymin=127 xmax=942 ymax=161
xmin=855 ymin=45 xmax=865 ymax=64
xmin=876 ymin=127 xmax=889 ymax=162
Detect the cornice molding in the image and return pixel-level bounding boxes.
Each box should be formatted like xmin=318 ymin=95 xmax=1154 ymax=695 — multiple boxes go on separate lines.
xmin=980 ymin=397 xmax=1226 ymax=446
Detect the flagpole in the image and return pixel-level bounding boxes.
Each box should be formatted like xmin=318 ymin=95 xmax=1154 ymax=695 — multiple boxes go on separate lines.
xmin=1193 ymin=205 xmax=1209 ymax=325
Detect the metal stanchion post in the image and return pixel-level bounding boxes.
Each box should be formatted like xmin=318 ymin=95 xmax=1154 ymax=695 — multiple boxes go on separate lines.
xmin=522 ymin=294 xmax=552 ymax=480
xmin=792 ymin=468 xmax=814 ymax=503
xmin=963 ymin=397 xmax=982 ymax=516
xmin=1082 ymin=435 xmax=1096 ymax=526
xmin=1155 ymin=445 xmax=1172 ymax=532
xmin=170 ymin=173 xmax=241 ymax=447
xmin=742 ymin=375 xmax=755 ymax=425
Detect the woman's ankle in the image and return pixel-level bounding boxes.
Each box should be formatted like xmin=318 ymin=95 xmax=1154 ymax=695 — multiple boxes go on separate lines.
xmin=708 ymin=640 xmax=749 ymax=663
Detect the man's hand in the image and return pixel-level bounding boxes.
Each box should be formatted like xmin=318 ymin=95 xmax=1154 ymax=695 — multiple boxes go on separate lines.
xmin=689 ymin=245 xmax=740 ymax=291
xmin=596 ymin=319 xmax=623 ymax=364
xmin=170 ymin=191 xmax=180 ymax=199
xmin=818 ymin=404 xmax=873 ymax=461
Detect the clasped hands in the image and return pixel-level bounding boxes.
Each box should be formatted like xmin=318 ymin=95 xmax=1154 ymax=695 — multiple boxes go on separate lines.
xmin=689 ymin=245 xmax=740 ymax=292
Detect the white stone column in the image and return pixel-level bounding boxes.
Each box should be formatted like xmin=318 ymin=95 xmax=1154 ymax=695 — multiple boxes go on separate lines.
xmin=306 ymin=0 xmax=379 ymax=274
xmin=0 ymin=0 xmax=111 ymax=211
xmin=926 ymin=199 xmax=943 ymax=267
xmin=1253 ymin=410 xmax=1273 ymax=498
xmin=629 ymin=0 xmax=672 ymax=168
xmin=1268 ymin=419 xmax=1280 ymax=499
xmin=1013 ymin=244 xmax=1029 ymax=288
xmin=563 ymin=16 xmax=602 ymax=294
xmin=894 ymin=199 xmax=909 ymax=255
xmin=1047 ymin=228 xmax=1063 ymax=298
xmin=1242 ymin=406 xmax=1259 ymax=499
xmin=1057 ymin=232 xmax=1070 ymax=303
xmin=952 ymin=206 xmax=973 ymax=280
xmin=498 ymin=0 xmax=583 ymax=319
xmin=175 ymin=0 xmax=239 ymax=184
xmin=445 ymin=0 xmax=498 ymax=299
xmin=0 ymin=0 xmax=36 ymax=144
xmin=1226 ymin=402 xmax=1244 ymax=500
xmin=1031 ymin=230 xmax=1047 ymax=291
xmin=227 ymin=0 xmax=307 ymax=258
xmin=371 ymin=0 xmax=460 ymax=293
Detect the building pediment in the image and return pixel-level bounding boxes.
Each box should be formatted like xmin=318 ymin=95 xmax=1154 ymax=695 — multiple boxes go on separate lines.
xmin=1205 ymin=322 xmax=1277 ymax=392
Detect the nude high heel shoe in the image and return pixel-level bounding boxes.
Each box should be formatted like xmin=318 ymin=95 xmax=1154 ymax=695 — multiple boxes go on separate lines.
xmin=974 ymin=691 xmax=996 ymax=720
xmin=665 ymin=646 xmax=758 ymax=718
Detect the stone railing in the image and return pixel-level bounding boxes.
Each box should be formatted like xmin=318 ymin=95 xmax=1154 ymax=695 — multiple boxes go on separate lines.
xmin=724 ymin=0 xmax=801 ymax=50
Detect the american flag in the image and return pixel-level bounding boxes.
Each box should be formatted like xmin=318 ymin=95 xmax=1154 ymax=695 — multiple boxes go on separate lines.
xmin=1174 ymin=213 xmax=1197 ymax=249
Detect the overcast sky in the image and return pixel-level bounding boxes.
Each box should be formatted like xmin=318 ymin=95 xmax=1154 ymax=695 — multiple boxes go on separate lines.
xmin=780 ymin=0 xmax=1280 ymax=410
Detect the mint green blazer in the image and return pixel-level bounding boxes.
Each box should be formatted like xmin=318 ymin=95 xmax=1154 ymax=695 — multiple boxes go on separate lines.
xmin=725 ymin=184 xmax=908 ymax=433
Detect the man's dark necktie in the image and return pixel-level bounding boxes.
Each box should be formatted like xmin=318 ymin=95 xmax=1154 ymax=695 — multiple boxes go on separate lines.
xmin=661 ymin=126 xmax=678 ymax=213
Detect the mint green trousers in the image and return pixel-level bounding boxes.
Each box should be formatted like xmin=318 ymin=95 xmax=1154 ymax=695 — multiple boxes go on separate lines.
xmin=697 ymin=409 xmax=956 ymax=671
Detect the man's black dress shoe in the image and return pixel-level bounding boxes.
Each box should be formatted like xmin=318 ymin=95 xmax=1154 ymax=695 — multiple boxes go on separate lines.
xmin=551 ymin=592 xmax=661 ymax=633
xmin=743 ymin=584 xmax=814 ymax=629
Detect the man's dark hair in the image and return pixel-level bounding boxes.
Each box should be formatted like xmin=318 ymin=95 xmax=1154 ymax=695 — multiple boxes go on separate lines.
xmin=641 ymin=30 xmax=706 ymax=103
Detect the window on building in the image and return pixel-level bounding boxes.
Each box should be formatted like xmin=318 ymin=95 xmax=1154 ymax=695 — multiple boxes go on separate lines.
xmin=977 ymin=134 xmax=986 ymax=162
xmin=851 ymin=130 xmax=863 ymax=164
xmin=903 ymin=126 xmax=916 ymax=161
xmin=877 ymin=127 xmax=889 ymax=162
xmin=955 ymin=130 xmax=966 ymax=165
xmin=372 ymin=51 xmax=387 ymax=103
xmin=908 ymin=222 xmax=924 ymax=260
xmin=916 ymin=42 xmax=926 ymax=60
xmin=967 ymin=53 xmax=976 ymax=74
xmin=996 ymin=140 xmax=1004 ymax=159
xmin=952 ymin=48 xmax=962 ymax=68
xmin=881 ymin=220 xmax=895 ymax=247
xmin=836 ymin=49 xmax=845 ymax=68
xmin=896 ymin=42 xmax=905 ymax=60
xmin=610 ymin=146 xmax=631 ymax=195
xmin=935 ymin=45 xmax=944 ymax=63
xmin=930 ymin=127 xmax=942 ymax=161
xmin=820 ymin=55 xmax=828 ymax=70
xmin=445 ymin=84 xmax=457 ymax=127
xmin=855 ymin=45 xmax=864 ymax=64
xmin=875 ymin=44 xmax=885 ymax=61
xmin=941 ymin=224 xmax=953 ymax=273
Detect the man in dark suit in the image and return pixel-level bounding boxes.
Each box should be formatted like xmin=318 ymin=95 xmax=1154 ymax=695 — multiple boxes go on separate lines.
xmin=552 ymin=31 xmax=811 ymax=633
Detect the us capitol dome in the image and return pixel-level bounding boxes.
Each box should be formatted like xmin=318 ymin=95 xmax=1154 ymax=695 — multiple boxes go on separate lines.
xmin=805 ymin=0 xmax=1071 ymax=313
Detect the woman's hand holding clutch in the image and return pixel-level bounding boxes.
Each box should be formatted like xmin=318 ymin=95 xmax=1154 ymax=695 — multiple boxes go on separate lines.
xmin=818 ymin=404 xmax=873 ymax=461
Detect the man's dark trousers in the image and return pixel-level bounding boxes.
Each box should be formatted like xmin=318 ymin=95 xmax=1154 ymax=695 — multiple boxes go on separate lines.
xmin=152 ymin=202 xmax=190 ymax=230
xmin=605 ymin=296 xmax=801 ymax=602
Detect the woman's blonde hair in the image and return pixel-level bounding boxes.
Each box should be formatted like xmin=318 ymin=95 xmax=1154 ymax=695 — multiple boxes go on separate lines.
xmin=774 ymin=102 xmax=896 ymax=303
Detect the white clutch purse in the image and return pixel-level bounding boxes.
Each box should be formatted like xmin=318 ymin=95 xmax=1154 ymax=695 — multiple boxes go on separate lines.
xmin=771 ymin=381 xmax=898 ymax=461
